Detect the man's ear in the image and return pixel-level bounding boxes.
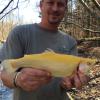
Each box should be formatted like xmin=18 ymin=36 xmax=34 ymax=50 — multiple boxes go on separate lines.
xmin=40 ymin=0 xmax=43 ymax=9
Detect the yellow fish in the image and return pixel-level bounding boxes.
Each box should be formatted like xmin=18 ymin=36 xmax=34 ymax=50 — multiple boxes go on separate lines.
xmin=1 ymin=51 xmax=96 ymax=77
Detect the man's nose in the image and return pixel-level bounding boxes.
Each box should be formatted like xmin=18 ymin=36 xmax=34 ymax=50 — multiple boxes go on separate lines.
xmin=52 ymin=4 xmax=59 ymax=11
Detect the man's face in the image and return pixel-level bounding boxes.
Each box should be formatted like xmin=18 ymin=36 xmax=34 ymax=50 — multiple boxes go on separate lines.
xmin=40 ymin=0 xmax=67 ymax=25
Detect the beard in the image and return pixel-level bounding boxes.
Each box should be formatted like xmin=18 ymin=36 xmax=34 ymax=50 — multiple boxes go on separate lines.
xmin=48 ymin=18 xmax=61 ymax=24
xmin=48 ymin=12 xmax=63 ymax=24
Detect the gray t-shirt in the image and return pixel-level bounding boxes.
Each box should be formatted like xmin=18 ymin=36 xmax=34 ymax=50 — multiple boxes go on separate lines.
xmin=0 ymin=23 xmax=77 ymax=100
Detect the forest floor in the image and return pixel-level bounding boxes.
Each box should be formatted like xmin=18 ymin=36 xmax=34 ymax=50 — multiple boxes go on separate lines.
xmin=67 ymin=41 xmax=100 ymax=100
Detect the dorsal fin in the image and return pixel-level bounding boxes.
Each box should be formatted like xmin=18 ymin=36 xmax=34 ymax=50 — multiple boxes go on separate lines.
xmin=44 ymin=48 xmax=55 ymax=53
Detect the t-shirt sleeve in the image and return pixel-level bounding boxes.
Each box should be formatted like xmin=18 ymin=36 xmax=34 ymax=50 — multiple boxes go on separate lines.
xmin=0 ymin=26 xmax=24 ymax=61
xmin=69 ymin=41 xmax=78 ymax=56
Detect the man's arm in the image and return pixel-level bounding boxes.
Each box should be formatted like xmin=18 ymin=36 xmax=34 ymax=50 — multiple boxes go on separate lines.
xmin=1 ymin=69 xmax=15 ymax=88
xmin=0 ymin=26 xmax=24 ymax=88
xmin=1 ymin=67 xmax=52 ymax=91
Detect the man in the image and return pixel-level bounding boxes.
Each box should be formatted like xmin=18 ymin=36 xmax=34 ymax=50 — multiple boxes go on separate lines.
xmin=0 ymin=0 xmax=89 ymax=100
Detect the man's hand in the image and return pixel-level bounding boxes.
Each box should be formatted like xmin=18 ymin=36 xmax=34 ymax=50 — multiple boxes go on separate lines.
xmin=15 ymin=68 xmax=52 ymax=91
xmin=60 ymin=69 xmax=90 ymax=90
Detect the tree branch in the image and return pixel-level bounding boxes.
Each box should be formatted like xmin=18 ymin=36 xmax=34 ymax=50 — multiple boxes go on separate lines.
xmin=0 ymin=0 xmax=19 ymax=20
xmin=78 ymin=0 xmax=100 ymax=20
xmin=62 ymin=19 xmax=100 ymax=33
xmin=0 ymin=0 xmax=14 ymax=14
xmin=92 ymin=0 xmax=100 ymax=11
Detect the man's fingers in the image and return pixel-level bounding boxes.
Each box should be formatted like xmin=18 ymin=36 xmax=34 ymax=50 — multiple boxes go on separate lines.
xmin=21 ymin=68 xmax=51 ymax=77
xmin=22 ymin=83 xmax=40 ymax=92
xmin=61 ymin=77 xmax=72 ymax=89
xmin=15 ymin=68 xmax=53 ymax=91
xmin=73 ymin=74 xmax=82 ymax=89
xmin=77 ymin=70 xmax=90 ymax=85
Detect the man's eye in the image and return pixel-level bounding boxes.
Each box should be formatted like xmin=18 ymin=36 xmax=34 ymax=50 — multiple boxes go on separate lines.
xmin=58 ymin=3 xmax=65 ymax=7
xmin=47 ymin=2 xmax=53 ymax=5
